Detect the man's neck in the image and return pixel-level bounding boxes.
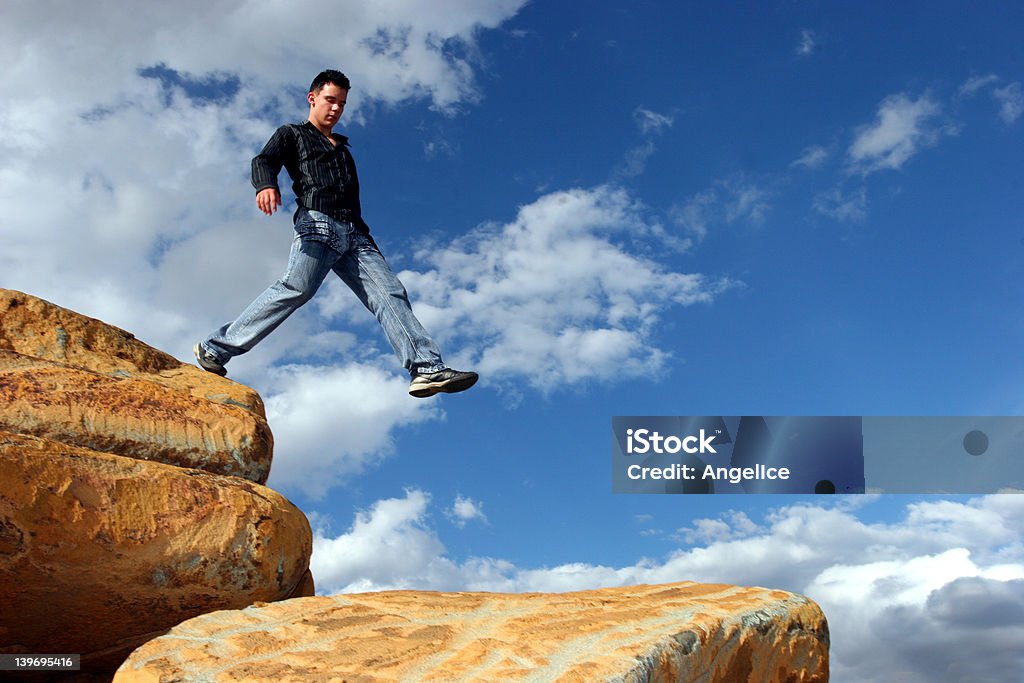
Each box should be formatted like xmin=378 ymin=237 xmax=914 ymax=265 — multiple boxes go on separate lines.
xmin=308 ymin=117 xmax=335 ymax=139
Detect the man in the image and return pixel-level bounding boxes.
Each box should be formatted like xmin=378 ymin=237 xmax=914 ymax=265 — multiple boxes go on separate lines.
xmin=194 ymin=69 xmax=477 ymax=398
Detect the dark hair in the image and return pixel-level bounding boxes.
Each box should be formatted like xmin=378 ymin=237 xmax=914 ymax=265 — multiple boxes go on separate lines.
xmin=309 ymin=69 xmax=351 ymax=94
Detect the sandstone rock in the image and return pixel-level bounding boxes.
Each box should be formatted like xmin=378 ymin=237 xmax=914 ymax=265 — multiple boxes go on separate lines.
xmin=285 ymin=569 xmax=317 ymax=600
xmin=0 ymin=430 xmax=312 ymax=671
xmin=0 ymin=288 xmax=265 ymax=417
xmin=114 ymin=582 xmax=829 ymax=682
xmin=0 ymin=350 xmax=272 ymax=482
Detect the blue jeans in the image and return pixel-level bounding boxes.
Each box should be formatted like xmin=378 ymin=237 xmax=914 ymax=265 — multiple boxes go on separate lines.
xmin=201 ymin=209 xmax=445 ymax=375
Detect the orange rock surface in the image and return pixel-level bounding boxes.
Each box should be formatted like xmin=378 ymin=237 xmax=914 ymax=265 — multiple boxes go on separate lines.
xmin=0 ymin=430 xmax=311 ymax=670
xmin=0 ymin=287 xmax=266 ymax=417
xmin=0 ymin=290 xmax=314 ymax=674
xmin=114 ymin=582 xmax=829 ymax=682
xmin=0 ymin=349 xmax=271 ymax=482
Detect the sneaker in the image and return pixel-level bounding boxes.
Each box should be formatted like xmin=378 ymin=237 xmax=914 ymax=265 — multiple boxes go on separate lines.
xmin=408 ymin=368 xmax=478 ymax=398
xmin=193 ymin=343 xmax=227 ymax=377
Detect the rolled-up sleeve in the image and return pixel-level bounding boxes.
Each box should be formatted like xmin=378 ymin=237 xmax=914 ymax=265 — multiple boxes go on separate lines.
xmin=251 ymin=125 xmax=292 ymax=192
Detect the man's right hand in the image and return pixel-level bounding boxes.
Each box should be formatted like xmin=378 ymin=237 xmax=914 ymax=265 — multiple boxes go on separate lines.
xmin=256 ymin=188 xmax=282 ymax=216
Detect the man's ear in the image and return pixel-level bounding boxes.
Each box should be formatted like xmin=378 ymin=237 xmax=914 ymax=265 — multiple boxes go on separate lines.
xmin=307 ymin=91 xmax=316 ymax=107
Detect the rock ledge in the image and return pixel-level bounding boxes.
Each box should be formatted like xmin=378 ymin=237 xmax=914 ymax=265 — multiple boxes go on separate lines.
xmin=114 ymin=582 xmax=829 ymax=682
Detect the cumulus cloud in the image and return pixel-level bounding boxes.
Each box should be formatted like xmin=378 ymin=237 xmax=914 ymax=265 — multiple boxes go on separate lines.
xmin=1 ymin=1 xmax=735 ymax=499
xmin=311 ymin=492 xmax=1024 ymax=682
xmin=1 ymin=0 xmax=528 ymax=117
xmin=675 ymin=510 xmax=759 ymax=544
xmin=0 ymin=0 xmax=529 ymax=353
xmin=447 ymin=494 xmax=488 ymax=527
xmin=848 ymin=92 xmax=955 ymax=174
xmin=167 ymin=185 xmax=735 ymax=495
xmin=0 ymin=0 xmax=586 ymax=502
xmin=868 ymin=576 xmax=1024 ymax=682
xmin=310 ymin=489 xmax=463 ymax=592
xmin=400 ymin=186 xmax=736 ymax=392
xmin=263 ymin=363 xmax=443 ymax=499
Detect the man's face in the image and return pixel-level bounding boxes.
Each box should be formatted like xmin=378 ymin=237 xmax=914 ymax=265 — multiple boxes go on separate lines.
xmin=308 ymin=83 xmax=348 ymax=130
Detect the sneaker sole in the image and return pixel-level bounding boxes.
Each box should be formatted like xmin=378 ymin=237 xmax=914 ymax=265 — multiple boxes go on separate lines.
xmin=193 ymin=344 xmax=227 ymax=377
xmin=409 ymin=373 xmax=478 ymax=398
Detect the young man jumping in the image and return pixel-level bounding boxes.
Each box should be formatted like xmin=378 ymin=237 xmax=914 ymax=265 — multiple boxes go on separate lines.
xmin=194 ymin=69 xmax=477 ymax=398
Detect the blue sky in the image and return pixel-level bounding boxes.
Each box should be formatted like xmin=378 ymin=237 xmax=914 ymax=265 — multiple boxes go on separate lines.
xmin=3 ymin=1 xmax=1023 ymax=681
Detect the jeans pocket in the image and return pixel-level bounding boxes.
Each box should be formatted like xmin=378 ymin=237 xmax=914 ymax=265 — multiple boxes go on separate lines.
xmin=294 ymin=217 xmax=334 ymax=244
xmin=295 ymin=210 xmax=356 ymax=254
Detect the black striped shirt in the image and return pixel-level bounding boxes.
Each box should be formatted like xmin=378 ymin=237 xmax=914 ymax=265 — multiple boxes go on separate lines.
xmin=251 ymin=121 xmax=369 ymax=231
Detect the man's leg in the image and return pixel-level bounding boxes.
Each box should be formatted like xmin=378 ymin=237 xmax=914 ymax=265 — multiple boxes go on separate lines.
xmin=198 ymin=237 xmax=340 ymax=372
xmin=334 ymin=235 xmax=477 ymax=396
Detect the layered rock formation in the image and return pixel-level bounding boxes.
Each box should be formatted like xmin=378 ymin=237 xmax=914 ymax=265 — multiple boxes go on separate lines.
xmin=0 ymin=289 xmax=312 ymax=673
xmin=0 ymin=290 xmax=272 ymax=481
xmin=114 ymin=582 xmax=829 ymax=682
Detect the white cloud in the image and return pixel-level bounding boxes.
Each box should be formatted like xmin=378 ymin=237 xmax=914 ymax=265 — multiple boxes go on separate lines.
xmin=813 ymin=186 xmax=868 ymax=222
xmin=158 ymin=185 xmax=734 ymax=446
xmin=670 ymin=188 xmax=717 ymax=241
xmin=424 ymin=136 xmax=458 ymax=159
xmin=669 ymin=176 xmax=771 ymax=241
xmin=993 ymin=82 xmax=1024 ymax=124
xmin=614 ymin=108 xmax=675 ymax=179
xmin=725 ymin=184 xmax=770 ymax=224
xmin=957 ymin=75 xmax=1023 ymax=125
xmin=1 ymin=1 xmax=528 ymax=118
xmin=792 ymin=144 xmax=830 ymax=169
xmin=959 ymin=74 xmax=1000 ymax=97
xmin=310 ymin=489 xmax=464 ymax=592
xmin=400 ymin=186 xmax=736 ymax=392
xmin=310 ymin=492 xmax=1024 ymax=682
xmin=0 ymin=0 xmax=539 ymax=502
xmin=869 ymin=577 xmax=1024 ymax=683
xmin=263 ymin=363 xmax=442 ymax=499
xmin=848 ymin=92 xmax=954 ymax=174
xmin=796 ymin=29 xmax=817 ymax=57
xmin=617 ymin=140 xmax=658 ymax=179
xmin=447 ymin=494 xmax=488 ymax=527
xmin=676 ymin=510 xmax=759 ymax=544
xmin=0 ymin=0 xmax=528 ymax=351
xmin=0 ymin=1 xmax=736 ymax=502
xmin=633 ymin=107 xmax=675 ymax=135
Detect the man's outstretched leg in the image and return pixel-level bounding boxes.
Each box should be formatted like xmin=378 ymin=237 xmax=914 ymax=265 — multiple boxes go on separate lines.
xmin=334 ymin=234 xmax=477 ymax=398
xmin=195 ymin=237 xmax=339 ymax=376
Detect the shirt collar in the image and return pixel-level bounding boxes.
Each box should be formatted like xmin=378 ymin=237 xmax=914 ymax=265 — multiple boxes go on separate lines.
xmin=302 ymin=120 xmax=348 ymax=145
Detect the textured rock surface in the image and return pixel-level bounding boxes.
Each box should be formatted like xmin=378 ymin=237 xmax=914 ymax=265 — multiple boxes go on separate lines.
xmin=0 ymin=288 xmax=267 ymax=421
xmin=0 ymin=430 xmax=312 ymax=670
xmin=114 ymin=582 xmax=829 ymax=682
xmin=0 ymin=349 xmax=271 ymax=482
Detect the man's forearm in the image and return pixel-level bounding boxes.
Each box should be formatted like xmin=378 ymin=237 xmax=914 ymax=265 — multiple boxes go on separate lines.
xmin=251 ymin=126 xmax=289 ymax=191
xmin=251 ymin=156 xmax=281 ymax=192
